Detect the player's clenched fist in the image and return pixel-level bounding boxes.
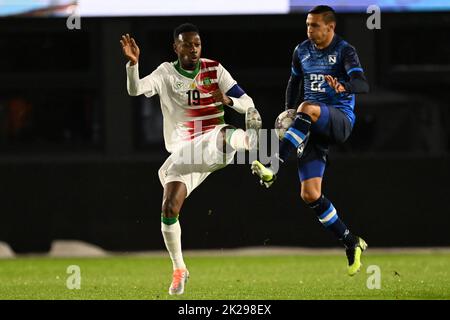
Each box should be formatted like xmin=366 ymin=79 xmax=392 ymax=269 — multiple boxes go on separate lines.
xmin=211 ymin=89 xmax=232 ymax=106
xmin=120 ymin=34 xmax=140 ymax=66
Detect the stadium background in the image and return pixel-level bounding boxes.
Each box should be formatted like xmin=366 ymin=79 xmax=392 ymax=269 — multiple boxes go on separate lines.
xmin=0 ymin=4 xmax=449 ymax=254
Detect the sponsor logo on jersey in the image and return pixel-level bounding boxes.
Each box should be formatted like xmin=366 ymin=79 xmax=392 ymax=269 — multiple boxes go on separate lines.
xmin=301 ymin=54 xmax=310 ymax=63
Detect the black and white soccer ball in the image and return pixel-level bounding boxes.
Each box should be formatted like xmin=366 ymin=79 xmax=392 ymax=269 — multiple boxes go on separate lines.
xmin=274 ymin=109 xmax=296 ymax=140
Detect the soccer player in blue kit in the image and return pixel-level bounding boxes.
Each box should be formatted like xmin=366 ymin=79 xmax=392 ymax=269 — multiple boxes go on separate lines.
xmin=252 ymin=5 xmax=370 ymax=276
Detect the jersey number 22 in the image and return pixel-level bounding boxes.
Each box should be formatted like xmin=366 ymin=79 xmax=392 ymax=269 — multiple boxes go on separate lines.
xmin=310 ymin=74 xmax=325 ymax=92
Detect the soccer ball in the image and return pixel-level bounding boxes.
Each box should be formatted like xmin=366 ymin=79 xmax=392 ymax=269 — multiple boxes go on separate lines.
xmin=274 ymin=109 xmax=296 ymax=140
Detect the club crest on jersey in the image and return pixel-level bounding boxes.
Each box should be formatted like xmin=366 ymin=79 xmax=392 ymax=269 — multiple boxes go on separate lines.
xmin=173 ymin=81 xmax=188 ymax=93
xmin=202 ymin=77 xmax=212 ymax=85
xmin=328 ymin=55 xmax=337 ymax=64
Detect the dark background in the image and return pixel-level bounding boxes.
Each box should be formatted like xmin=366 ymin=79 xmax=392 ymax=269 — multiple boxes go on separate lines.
xmin=0 ymin=12 xmax=449 ymax=253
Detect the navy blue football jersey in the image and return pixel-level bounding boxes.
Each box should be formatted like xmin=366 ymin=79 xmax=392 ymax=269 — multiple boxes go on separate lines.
xmin=291 ymin=34 xmax=364 ymax=126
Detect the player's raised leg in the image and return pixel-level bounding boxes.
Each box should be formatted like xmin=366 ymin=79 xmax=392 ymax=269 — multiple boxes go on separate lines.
xmin=278 ymin=102 xmax=320 ymax=161
xmin=301 ymin=177 xmax=367 ymax=276
xmin=223 ymin=107 xmax=262 ymax=153
xmin=161 ymin=181 xmax=189 ymax=295
xmin=251 ymin=102 xmax=320 ymax=187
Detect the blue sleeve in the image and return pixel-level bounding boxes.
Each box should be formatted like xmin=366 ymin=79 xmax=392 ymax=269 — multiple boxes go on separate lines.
xmin=285 ymin=46 xmax=303 ymax=110
xmin=226 ymin=84 xmax=245 ymax=98
xmin=291 ymin=46 xmax=303 ymax=78
xmin=343 ymin=71 xmax=369 ymax=94
xmin=343 ymin=45 xmax=364 ymax=75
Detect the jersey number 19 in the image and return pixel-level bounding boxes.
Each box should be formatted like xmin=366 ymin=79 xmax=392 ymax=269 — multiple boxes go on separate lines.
xmin=186 ymin=90 xmax=201 ymax=105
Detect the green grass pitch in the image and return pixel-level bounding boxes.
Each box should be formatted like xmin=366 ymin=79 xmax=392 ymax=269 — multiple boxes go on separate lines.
xmin=0 ymin=253 xmax=449 ymax=300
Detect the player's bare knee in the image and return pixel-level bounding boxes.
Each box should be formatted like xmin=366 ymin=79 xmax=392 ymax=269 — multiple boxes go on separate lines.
xmin=297 ymin=101 xmax=313 ymax=113
xmin=297 ymin=102 xmax=320 ymax=118
xmin=300 ymin=190 xmax=321 ymax=204
xmin=161 ymin=199 xmax=181 ymax=218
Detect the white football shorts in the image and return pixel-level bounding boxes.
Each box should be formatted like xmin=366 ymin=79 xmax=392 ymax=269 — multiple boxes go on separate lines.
xmin=158 ymin=124 xmax=236 ymax=197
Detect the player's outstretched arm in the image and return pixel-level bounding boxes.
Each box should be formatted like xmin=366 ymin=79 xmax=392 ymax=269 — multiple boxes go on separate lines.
xmin=121 ymin=34 xmax=155 ymax=97
xmin=325 ymin=71 xmax=369 ymax=94
xmin=120 ymin=33 xmax=140 ymax=66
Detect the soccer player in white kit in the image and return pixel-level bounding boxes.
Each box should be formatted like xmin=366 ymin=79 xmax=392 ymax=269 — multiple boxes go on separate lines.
xmin=120 ymin=23 xmax=261 ymax=295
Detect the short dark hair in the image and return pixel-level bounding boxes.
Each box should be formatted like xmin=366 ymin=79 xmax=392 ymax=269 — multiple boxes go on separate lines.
xmin=173 ymin=23 xmax=200 ymax=41
xmin=308 ymin=5 xmax=336 ymax=24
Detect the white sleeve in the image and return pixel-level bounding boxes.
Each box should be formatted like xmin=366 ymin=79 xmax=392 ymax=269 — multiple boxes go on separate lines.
xmin=126 ymin=62 xmax=163 ymax=97
xmin=229 ymin=94 xmax=255 ymax=114
xmin=217 ymin=64 xmax=237 ymax=93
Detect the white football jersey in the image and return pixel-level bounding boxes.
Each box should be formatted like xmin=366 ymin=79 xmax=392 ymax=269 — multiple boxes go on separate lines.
xmin=127 ymin=58 xmax=238 ymax=153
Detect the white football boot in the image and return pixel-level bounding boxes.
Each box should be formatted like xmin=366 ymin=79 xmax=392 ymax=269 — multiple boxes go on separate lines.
xmin=168 ymin=268 xmax=189 ymax=295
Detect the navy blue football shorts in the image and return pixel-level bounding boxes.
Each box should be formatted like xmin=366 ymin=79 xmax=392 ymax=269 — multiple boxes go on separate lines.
xmin=297 ymin=103 xmax=353 ymax=182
